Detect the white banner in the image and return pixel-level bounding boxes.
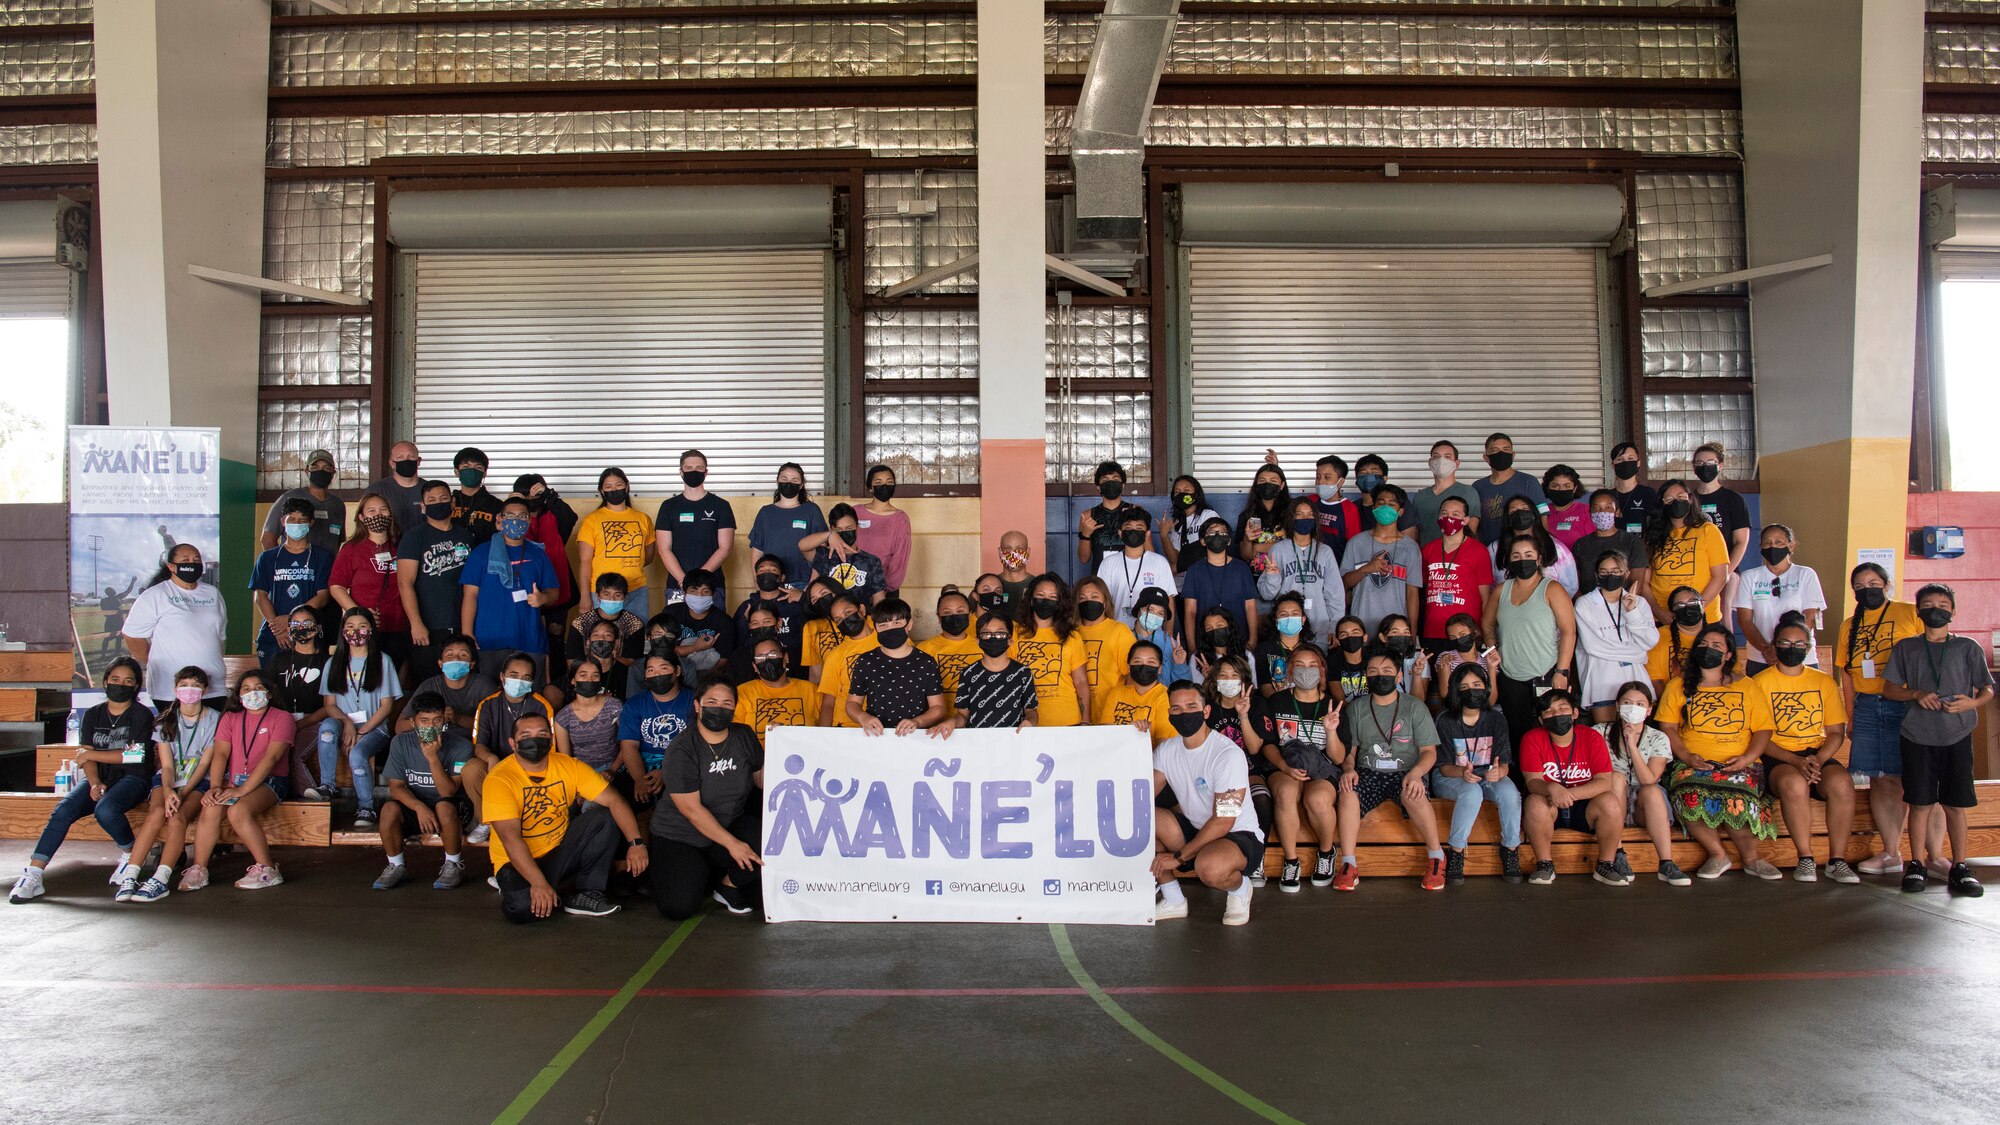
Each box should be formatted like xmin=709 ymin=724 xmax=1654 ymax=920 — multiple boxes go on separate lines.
xmin=761 ymin=725 xmax=1157 ymax=925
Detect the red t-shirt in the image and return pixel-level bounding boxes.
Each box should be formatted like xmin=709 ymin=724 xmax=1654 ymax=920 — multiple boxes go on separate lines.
xmin=1517 ymin=726 xmax=1612 ymax=788
xmin=1419 ymin=536 xmax=1495 ymax=637
xmin=222 ymin=708 xmax=298 ymax=779
xmin=330 ymin=538 xmax=408 ymax=633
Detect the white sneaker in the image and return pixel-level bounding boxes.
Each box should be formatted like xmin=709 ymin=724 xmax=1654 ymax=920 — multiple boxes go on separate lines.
xmin=466 ymin=823 xmax=491 ymax=846
xmin=10 ymin=868 xmax=44 ymax=904
xmin=1154 ymin=895 xmax=1188 ymax=921
xmin=108 ymin=857 xmax=133 ymax=885
xmin=1222 ymin=889 xmax=1252 ymax=926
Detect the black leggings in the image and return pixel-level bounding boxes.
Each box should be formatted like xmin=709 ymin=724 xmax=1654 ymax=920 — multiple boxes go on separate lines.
xmin=648 ymin=809 xmax=763 ymax=920
xmin=1497 ymin=671 xmax=1544 ymax=794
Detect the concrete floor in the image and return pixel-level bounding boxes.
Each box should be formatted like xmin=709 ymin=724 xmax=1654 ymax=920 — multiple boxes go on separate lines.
xmin=2 ymin=841 xmax=1996 ymax=1125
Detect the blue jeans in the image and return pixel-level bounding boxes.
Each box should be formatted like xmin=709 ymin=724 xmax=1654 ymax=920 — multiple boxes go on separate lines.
xmin=621 ymin=584 xmax=650 ymax=625
xmin=326 ymin=724 xmax=393 ymax=809
xmin=33 ymin=775 xmax=149 ymax=863
xmin=1431 ymin=773 xmax=1523 ymax=851
xmin=1849 ymin=693 xmax=1908 ymax=778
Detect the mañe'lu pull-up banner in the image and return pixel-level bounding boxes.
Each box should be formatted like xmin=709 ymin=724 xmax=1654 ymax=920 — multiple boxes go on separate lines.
xmin=762 ymin=725 xmax=1157 ymax=925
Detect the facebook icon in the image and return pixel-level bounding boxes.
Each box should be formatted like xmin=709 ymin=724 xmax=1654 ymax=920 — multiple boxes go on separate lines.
xmin=925 ymin=880 xmax=944 ymax=896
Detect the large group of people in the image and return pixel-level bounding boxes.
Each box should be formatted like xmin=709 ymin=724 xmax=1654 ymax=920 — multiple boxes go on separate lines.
xmin=11 ymin=434 xmax=1989 ymax=926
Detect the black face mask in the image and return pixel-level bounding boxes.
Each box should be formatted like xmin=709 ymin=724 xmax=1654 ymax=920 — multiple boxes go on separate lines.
xmin=978 ymin=634 xmax=1012 ymax=658
xmin=699 ymin=706 xmax=733 ymax=733
xmin=104 ymin=682 xmax=138 ymax=704
xmin=587 ymin=640 xmax=615 ymax=658
xmin=393 ymin=458 xmax=420 ymax=478
xmin=1451 ymin=634 xmax=1477 ymax=654
xmin=571 ymin=680 xmax=603 ymax=698
xmin=173 ymin=562 xmax=203 ymax=585
xmin=1339 ymin=635 xmax=1366 ymax=654
xmin=1168 ymin=711 xmax=1204 ymax=738
xmin=602 ymin=489 xmax=628 ymax=507
xmin=810 ymin=596 xmax=835 ymax=617
xmin=748 ymin=626 xmax=778 ymax=644
xmin=979 ymin=592 xmax=1006 ymax=611
xmin=876 ymin=626 xmax=909 ymax=650
xmin=647 ymin=637 xmax=675 ymax=658
xmin=1596 ymin=572 xmax=1625 ymax=593
xmin=1029 ymin=597 xmax=1059 ymax=620
xmin=1694 ymin=646 xmax=1727 ymax=670
xmin=1919 ymin=606 xmax=1954 ymax=629
xmin=1077 ymin=601 xmax=1106 ymax=623
xmin=1129 ymin=665 xmax=1161 ymax=687
xmin=872 ymin=483 xmax=896 ymax=503
xmin=1203 ymin=535 xmax=1231 ymax=555
xmin=1386 ymin=636 xmax=1416 ymax=658
xmin=1292 ymin=518 xmax=1316 ymax=537
xmin=1174 ymin=492 xmax=1195 ymax=510
xmin=1546 ymin=489 xmax=1577 ymax=508
xmin=938 ymin=613 xmax=969 ymax=635
xmin=645 ymin=674 xmax=679 ymax=695
xmin=308 ymin=469 xmax=334 ymax=490
xmin=1507 ymin=558 xmax=1539 ymax=581
xmin=1460 ymin=688 xmax=1490 ymax=710
xmin=1855 ymin=587 xmax=1887 ymax=611
xmin=756 ymin=659 xmax=787 ymax=682
xmin=424 ymin=500 xmax=454 ymax=522
xmin=1366 ymin=674 xmax=1399 ymax=697
xmin=1541 ymin=714 xmax=1576 ymax=736
xmin=1098 ymin=480 xmax=1123 ymax=502
xmin=756 ymin=572 xmax=783 ymax=593
xmin=1692 ymin=462 xmax=1721 ymax=484
xmin=1613 ymin=460 xmax=1639 ymax=481
xmin=1120 ymin=529 xmax=1147 ymax=549
xmin=514 ymin=736 xmax=552 ymax=765
xmin=1762 ymin=546 xmax=1791 ymax=567
xmin=525 ymin=493 xmax=548 ymax=514
xmin=1206 ymin=628 xmax=1232 ymax=650
xmin=777 ymin=481 xmax=803 ymax=500
xmin=1506 ymin=510 xmax=1537 ymax=532
xmin=836 ymin=615 xmax=867 ymax=638
xmin=1664 ymin=499 xmax=1693 ymax=520
xmin=682 ymin=470 xmax=706 ymax=488
xmin=1774 ymin=646 xmax=1809 ymax=668
xmin=837 ymin=529 xmax=859 ymax=547
xmin=1487 ymin=451 xmax=1514 ymax=472
xmin=1672 ymin=603 xmax=1704 ymax=628
xmin=1253 ymin=482 xmax=1282 ymax=502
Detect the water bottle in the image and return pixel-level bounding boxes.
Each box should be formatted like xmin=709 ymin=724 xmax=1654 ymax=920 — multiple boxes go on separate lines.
xmin=53 ymin=761 xmax=73 ymax=798
xmin=65 ymin=708 xmax=82 ymax=746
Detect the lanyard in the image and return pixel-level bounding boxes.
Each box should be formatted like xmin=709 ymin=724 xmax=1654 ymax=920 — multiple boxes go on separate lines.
xmin=1608 ymin=591 xmax=1626 ymax=641
xmin=1120 ymin=553 xmax=1142 ymax=609
xmin=1366 ymin=698 xmax=1398 ymax=751
xmin=1924 ymin=636 xmax=1949 ymax=692
xmin=231 ymin=711 xmax=272 ymax=770
xmin=1847 ymin=604 xmax=1892 ymax=671
xmin=174 ymin=710 xmax=207 ymax=764
xmin=1290 ymin=540 xmax=1315 ymax=586
xmin=1553 ymin=734 xmax=1581 ymax=782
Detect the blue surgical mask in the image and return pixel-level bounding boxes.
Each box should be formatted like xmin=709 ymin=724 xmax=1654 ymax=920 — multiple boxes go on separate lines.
xmin=685 ymin=594 xmax=714 ymax=614
xmin=283 ymin=522 xmax=311 ymax=542
xmin=499 ymin=517 xmax=530 ymax=540
xmin=1137 ymin=611 xmax=1164 ymax=634
xmin=598 ymin=599 xmax=625 ymax=617
xmin=1276 ymin=616 xmax=1305 ymax=638
xmin=441 ymin=660 xmax=472 ymax=681
xmin=502 ymin=677 xmax=533 ymax=700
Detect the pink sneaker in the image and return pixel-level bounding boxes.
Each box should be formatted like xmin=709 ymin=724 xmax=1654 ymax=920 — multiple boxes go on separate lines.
xmin=1858 ymin=853 xmax=1903 ymax=876
xmin=176 ymin=865 xmax=209 ymax=892
xmin=233 ymin=864 xmax=284 ymax=891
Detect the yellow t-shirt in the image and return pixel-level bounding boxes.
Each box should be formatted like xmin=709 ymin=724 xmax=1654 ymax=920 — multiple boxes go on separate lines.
xmin=482 ymin=751 xmax=609 ymax=871
xmin=572 ymin=506 xmax=655 ymax=593
xmin=819 ymin=633 xmax=882 ymax=727
xmin=1010 ymin=626 xmax=1089 ymax=727
xmin=1654 ymin=675 xmax=1774 ymax=762
xmin=1645 ymin=625 xmax=1705 ymax=685
xmin=1076 ymin=618 xmax=1136 ymax=700
xmin=1093 ymin=679 xmax=1172 ymax=743
xmin=1833 ymin=600 xmax=1924 ymax=696
xmin=1750 ymin=665 xmax=1848 ymax=754
xmin=734 ymin=677 xmax=820 ymax=745
xmin=801 ymin=619 xmax=846 ymax=673
xmin=918 ymin=632 xmax=983 ymax=716
xmin=1647 ymin=524 xmax=1731 ymax=623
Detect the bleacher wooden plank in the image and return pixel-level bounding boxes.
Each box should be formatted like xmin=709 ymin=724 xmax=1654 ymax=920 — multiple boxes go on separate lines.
xmin=0 ymin=793 xmax=331 ymax=847
xmin=0 ymin=688 xmax=38 ymax=722
xmin=0 ymin=651 xmax=68 ymax=684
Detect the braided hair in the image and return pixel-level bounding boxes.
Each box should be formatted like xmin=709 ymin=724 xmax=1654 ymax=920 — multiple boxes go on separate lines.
xmin=1842 ymin=562 xmax=1892 ymax=673
xmin=1679 ymin=623 xmax=1737 ymax=724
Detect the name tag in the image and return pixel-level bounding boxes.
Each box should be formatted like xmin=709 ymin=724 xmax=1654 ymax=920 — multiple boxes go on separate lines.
xmin=374 ymin=551 xmax=393 ymax=567
xmin=1625 ymin=523 xmax=1643 ymax=534
xmin=1302 ymin=598 xmax=1314 ymax=612
xmin=679 ymin=513 xmax=695 ymax=524
xmin=122 ymin=747 xmax=145 ymax=764
xmin=347 ymin=709 xmax=368 ymax=723
xmin=453 ymin=759 xmax=465 ymax=775
xmin=1214 ymin=792 xmax=1244 ymax=818
xmin=511 ymin=588 xmax=529 ymax=603
xmin=1862 ymin=658 xmax=1877 ymax=679
xmin=791 ymin=519 xmax=808 ymax=530
xmin=1753 ymin=587 xmax=1773 ymax=600
xmin=231 ymin=773 xmax=249 ymax=786
xmin=858 ymin=519 xmax=872 ymax=529
xmin=1535 ymin=503 xmax=1549 ymax=514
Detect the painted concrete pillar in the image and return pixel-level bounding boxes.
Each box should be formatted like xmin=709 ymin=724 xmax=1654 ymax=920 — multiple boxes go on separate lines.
xmin=976 ymin=0 xmax=1048 ymax=570
xmin=1738 ymin=0 xmax=1925 ymax=612
xmin=94 ymin=0 xmax=271 ymax=647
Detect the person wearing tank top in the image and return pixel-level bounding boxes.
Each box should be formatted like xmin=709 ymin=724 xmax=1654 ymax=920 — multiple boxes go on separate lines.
xmin=1484 ymin=535 xmax=1576 ymax=785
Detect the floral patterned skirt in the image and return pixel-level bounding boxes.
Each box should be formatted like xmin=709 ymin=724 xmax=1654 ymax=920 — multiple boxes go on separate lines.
xmin=1664 ymin=759 xmax=1777 ymax=840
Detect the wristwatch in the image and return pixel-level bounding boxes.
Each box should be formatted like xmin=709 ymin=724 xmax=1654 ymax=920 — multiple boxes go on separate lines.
xmin=629 ymin=838 xmax=644 ymax=849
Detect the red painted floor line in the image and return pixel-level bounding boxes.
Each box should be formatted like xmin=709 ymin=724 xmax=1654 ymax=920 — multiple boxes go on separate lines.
xmin=0 ymin=966 xmax=1950 ymax=999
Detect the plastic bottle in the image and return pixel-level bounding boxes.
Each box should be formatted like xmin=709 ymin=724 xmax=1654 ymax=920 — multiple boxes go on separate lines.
xmin=65 ymin=707 xmax=82 ymax=746
xmin=52 ymin=761 xmax=73 ymax=798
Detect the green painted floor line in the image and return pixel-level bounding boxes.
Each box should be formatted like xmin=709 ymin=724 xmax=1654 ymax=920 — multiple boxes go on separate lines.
xmin=1050 ymin=923 xmax=1307 ymax=1125
xmin=491 ymin=914 xmax=705 ymax=1125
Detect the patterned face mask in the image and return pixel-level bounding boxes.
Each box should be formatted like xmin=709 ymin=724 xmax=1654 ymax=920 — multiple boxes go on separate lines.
xmin=1000 ymin=548 xmax=1030 ymax=571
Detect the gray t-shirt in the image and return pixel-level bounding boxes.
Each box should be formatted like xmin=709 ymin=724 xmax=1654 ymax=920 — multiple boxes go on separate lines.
xmin=261 ymin=487 xmax=348 ymax=556
xmin=1408 ymin=482 xmax=1482 ymax=545
xmin=1572 ymin=529 xmax=1649 ymax=588
xmin=381 ymin=728 xmax=476 ymax=802
xmin=1339 ymin=693 xmax=1439 ymax=772
xmin=1339 ymin=532 xmax=1423 ymax=635
xmin=365 ymin=475 xmax=427 ymax=535
xmin=1884 ymin=635 xmax=1995 ymax=746
xmin=412 ymin=672 xmax=500 ymax=726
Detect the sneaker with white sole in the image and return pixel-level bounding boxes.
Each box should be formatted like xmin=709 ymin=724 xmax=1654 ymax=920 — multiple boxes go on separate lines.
xmin=1948 ymin=862 xmax=1984 ymax=898
xmin=353 ymin=810 xmax=377 ymax=829
xmin=1592 ymin=860 xmax=1632 ymax=887
xmin=1528 ymin=860 xmax=1557 ymax=886
xmin=1744 ymin=859 xmax=1783 ymax=881
xmin=1154 ymin=895 xmax=1188 ymax=921
xmin=299 ymin=786 xmax=330 ymax=802
xmin=466 ymin=823 xmax=491 ymax=846
xmin=1222 ymin=890 xmax=1251 ymax=926
xmin=1793 ymin=856 xmax=1818 ymax=883
xmin=433 ymin=861 xmax=465 ymax=890
xmin=1858 ymin=852 xmax=1903 ymax=876
xmin=711 ymin=887 xmax=753 ymax=915
xmin=130 ymin=877 xmax=171 ymax=903
xmin=1311 ymin=853 xmax=1335 ymax=888
xmin=234 ymin=864 xmax=284 ymax=890
xmin=1696 ymin=854 xmax=1733 ymax=879
xmin=1279 ymin=858 xmax=1301 ymax=892
xmin=1824 ymin=858 xmax=1860 ymax=885
xmin=108 ymin=858 xmax=133 ymax=886
xmin=176 ymin=864 xmax=209 ymax=892
xmin=114 ymin=874 xmax=139 ymax=902
xmin=486 ymin=874 xmax=500 ymax=891
xmin=1657 ymin=860 xmax=1693 ymax=887
xmin=9 ymin=867 xmax=44 ymax=904
xmin=562 ymin=890 xmax=619 ymax=917
xmin=1247 ymin=868 xmax=1265 ymax=889
xmin=372 ymin=863 xmax=408 ymax=890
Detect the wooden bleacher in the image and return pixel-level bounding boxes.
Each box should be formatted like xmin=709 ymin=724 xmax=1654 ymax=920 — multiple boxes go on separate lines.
xmin=2 ymin=744 xmax=330 ymax=847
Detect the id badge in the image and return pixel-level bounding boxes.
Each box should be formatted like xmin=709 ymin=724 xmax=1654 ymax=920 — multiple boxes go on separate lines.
xmin=1625 ymin=522 xmax=1643 ymax=534
xmin=453 ymin=759 xmax=466 ymax=776
xmin=1861 ymin=658 xmax=1877 ymax=679
xmin=121 ymin=746 xmax=145 ymax=764
xmin=231 ymin=772 xmax=249 ymax=786
xmin=347 ymin=709 xmax=368 ymax=723
xmin=1214 ymin=792 xmax=1244 ymax=819
xmin=1388 ymin=564 xmax=1408 ymax=581
xmin=858 ymin=519 xmax=872 ymax=529
xmin=1302 ymin=597 xmax=1314 ymax=612
xmin=511 ymin=588 xmax=529 ymax=603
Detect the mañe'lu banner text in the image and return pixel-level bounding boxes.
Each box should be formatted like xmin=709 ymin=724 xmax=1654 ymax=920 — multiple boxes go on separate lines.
xmin=761 ymin=725 xmax=1156 ymax=925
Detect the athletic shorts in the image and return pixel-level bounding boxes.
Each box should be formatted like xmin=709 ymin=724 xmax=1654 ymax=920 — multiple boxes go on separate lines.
xmin=1552 ymin=799 xmax=1596 ymax=832
xmin=1171 ymin=809 xmax=1264 ymax=876
xmin=378 ymin=790 xmax=473 ymax=821
xmin=1762 ymin=750 xmax=1830 ymax=802
xmin=1901 ymin=737 xmax=1977 ymax=809
xmin=1352 ymin=769 xmax=1409 ymax=819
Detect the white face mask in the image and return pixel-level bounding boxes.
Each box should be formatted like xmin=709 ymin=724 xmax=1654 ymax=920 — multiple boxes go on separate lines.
xmin=1314 ymin=484 xmax=1339 ymax=502
xmin=1215 ymin=678 xmax=1242 ymax=697
xmin=1429 ymin=457 xmax=1457 ymax=480
xmin=1618 ymin=703 xmax=1649 ymax=725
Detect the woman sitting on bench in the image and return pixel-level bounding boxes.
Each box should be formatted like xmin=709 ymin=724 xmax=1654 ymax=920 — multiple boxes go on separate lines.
xmin=1750 ymin=612 xmax=1860 ymax=885
xmin=9 ymin=657 xmax=155 ymax=905
xmin=1655 ymin=624 xmax=1781 ymax=882
xmin=182 ymin=670 xmax=296 ymax=892
xmin=117 ymin=666 xmax=224 ymax=904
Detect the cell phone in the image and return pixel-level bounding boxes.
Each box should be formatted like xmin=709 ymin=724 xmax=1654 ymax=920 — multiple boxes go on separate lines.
xmin=221 ymin=795 xmax=239 ymax=806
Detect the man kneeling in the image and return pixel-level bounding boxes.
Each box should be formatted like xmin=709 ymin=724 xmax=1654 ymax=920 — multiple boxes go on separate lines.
xmin=484 ymin=712 xmax=649 ymax=922
xmin=1152 ymin=680 xmax=1264 ymax=926
xmin=1521 ymin=690 xmax=1630 ymax=887
xmin=373 ymin=691 xmax=474 ymax=891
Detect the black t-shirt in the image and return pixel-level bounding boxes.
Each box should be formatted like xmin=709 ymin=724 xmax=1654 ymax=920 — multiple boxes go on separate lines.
xmin=564 ymin=608 xmax=646 ymax=667
xmin=82 ymin=702 xmax=157 ymax=786
xmin=449 ymin=489 xmax=503 ymax=546
xmin=397 ymin=522 xmax=476 ymax=631
xmin=953 ymin=660 xmax=1038 ymax=729
xmin=651 ymin=725 xmax=764 ymax=845
xmin=1434 ymin=708 xmax=1513 ymax=770
xmin=263 ymin=648 xmax=328 ymax=716
xmin=657 ymin=604 xmax=738 ymax=661
xmin=848 ymin=647 xmax=944 ymax=726
xmin=1265 ymin=693 xmax=1334 ymax=758
xmin=1695 ymin=487 xmax=1752 ymax=557
xmin=655 ymin=493 xmax=737 ymax=580
xmin=1252 ymin=638 xmax=1309 ymax=691
xmin=1571 ymin=529 xmax=1650 ymax=588
xmin=411 ymin=672 xmax=501 ymax=724
xmin=1206 ymin=694 xmax=1275 ymax=766
xmin=1328 ymin=653 xmax=1370 ymax=700
xmin=1612 ymin=484 xmax=1658 ymax=535
xmin=1083 ymin=501 xmax=1145 ymax=570
xmin=733 ymin=591 xmax=807 ymax=658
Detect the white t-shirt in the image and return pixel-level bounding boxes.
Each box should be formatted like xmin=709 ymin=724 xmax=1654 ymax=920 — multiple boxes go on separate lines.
xmin=1097 ymin=550 xmax=1178 ymax=625
xmin=1731 ymin=563 xmax=1827 ymax=664
xmin=1154 ymin=730 xmax=1263 ymax=841
xmin=121 ymin=580 xmax=229 ymax=702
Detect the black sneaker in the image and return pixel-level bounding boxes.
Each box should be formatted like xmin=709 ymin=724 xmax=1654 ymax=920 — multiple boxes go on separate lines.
xmin=1528 ymin=860 xmax=1557 ymax=886
xmin=1280 ymin=858 xmax=1303 ymax=893
xmin=1310 ymin=853 xmax=1334 ymax=888
xmin=1657 ymin=860 xmax=1692 ymax=887
xmin=1948 ymin=863 xmax=1984 ymax=898
xmin=562 ymin=890 xmax=621 ymax=917
xmin=1612 ymin=848 xmax=1634 ymax=882
xmin=1500 ymin=848 xmax=1524 ymax=884
xmin=711 ymin=884 xmax=754 ymax=915
xmin=1592 ymin=860 xmax=1630 ymax=887
xmin=1445 ymin=848 xmax=1466 ymax=886
xmin=1901 ymin=861 xmax=1928 ymax=894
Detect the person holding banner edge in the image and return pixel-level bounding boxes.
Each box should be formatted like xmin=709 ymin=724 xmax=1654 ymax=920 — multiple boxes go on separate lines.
xmin=1153 ymin=681 xmax=1264 ymax=927
xmin=650 ymin=677 xmax=765 ymax=918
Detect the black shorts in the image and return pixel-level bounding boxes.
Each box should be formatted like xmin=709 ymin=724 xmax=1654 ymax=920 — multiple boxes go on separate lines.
xmin=1901 ymin=737 xmax=1977 ymax=809
xmin=378 ymin=791 xmax=472 ymax=822
xmin=1552 ymin=799 xmax=1595 ymax=832
xmin=1352 ymin=769 xmax=1410 ymax=819
xmin=611 ymin=769 xmax=658 ymax=813
xmin=1171 ymin=809 xmax=1264 ymax=876
xmin=1762 ymin=751 xmax=1829 ymax=802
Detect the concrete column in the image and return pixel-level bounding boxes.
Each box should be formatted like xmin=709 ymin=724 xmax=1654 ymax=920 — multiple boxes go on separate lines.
xmin=1738 ymin=0 xmax=1925 ymax=610
xmin=976 ymin=0 xmax=1048 ymax=570
xmin=94 ymin=0 xmax=272 ymax=647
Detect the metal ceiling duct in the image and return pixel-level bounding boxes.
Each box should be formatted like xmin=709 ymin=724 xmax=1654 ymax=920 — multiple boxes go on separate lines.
xmin=1069 ymin=0 xmax=1179 ymax=249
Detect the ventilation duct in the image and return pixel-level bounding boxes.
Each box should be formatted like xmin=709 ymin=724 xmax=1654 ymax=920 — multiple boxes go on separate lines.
xmin=1178 ymin=182 xmax=1627 ymax=247
xmin=1069 ymin=0 xmax=1178 ymax=251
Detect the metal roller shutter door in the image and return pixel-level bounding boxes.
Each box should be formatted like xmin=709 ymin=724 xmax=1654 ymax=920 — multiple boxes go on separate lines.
xmin=1189 ymin=246 xmax=1606 ymax=485
xmin=412 ymin=250 xmax=826 ymax=495
xmin=0 ymin=260 xmax=72 ymax=319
